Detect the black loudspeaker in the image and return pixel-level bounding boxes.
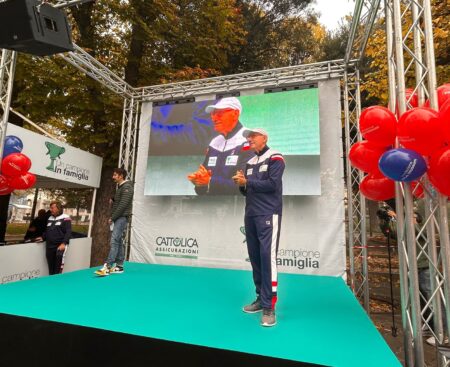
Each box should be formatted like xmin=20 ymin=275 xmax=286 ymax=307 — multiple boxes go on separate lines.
xmin=0 ymin=0 xmax=74 ymax=56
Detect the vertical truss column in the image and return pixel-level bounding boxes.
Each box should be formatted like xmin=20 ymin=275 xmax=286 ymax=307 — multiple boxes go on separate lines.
xmin=0 ymin=49 xmax=17 ymax=161
xmin=385 ymin=3 xmax=414 ymax=365
xmin=387 ymin=0 xmax=449 ymax=365
xmin=119 ymin=97 xmax=141 ymax=180
xmin=119 ymin=96 xmax=141 ymax=260
xmin=344 ymin=68 xmax=369 ymax=312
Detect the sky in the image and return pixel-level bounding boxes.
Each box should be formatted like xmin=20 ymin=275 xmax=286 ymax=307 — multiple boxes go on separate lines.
xmin=314 ymin=0 xmax=355 ymax=30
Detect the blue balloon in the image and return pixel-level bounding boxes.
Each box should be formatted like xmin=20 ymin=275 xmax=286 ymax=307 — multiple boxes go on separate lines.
xmin=3 ymin=135 xmax=23 ymax=158
xmin=379 ymin=148 xmax=427 ymax=182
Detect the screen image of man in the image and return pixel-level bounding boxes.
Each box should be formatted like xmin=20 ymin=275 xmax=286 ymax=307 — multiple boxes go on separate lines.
xmin=187 ymin=97 xmax=254 ymax=195
xmin=232 ymin=128 xmax=285 ymax=327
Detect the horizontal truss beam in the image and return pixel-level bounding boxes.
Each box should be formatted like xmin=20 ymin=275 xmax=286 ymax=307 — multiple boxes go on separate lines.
xmin=135 ymin=60 xmax=354 ymax=102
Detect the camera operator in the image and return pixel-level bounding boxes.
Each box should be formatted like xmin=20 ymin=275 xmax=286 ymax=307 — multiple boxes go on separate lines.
xmin=376 ymin=205 xmax=397 ymax=240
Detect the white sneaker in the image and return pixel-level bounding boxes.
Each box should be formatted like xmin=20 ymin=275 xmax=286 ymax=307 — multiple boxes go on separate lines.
xmin=426 ymin=336 xmax=449 ymax=346
xmin=110 ymin=265 xmax=124 ymax=274
xmin=94 ymin=263 xmax=110 ymax=276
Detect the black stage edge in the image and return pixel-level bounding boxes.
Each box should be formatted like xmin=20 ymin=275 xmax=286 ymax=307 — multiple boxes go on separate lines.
xmin=0 ymin=313 xmax=328 ymax=367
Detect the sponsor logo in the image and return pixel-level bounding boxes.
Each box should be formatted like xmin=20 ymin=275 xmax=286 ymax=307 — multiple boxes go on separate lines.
xmin=277 ymin=248 xmax=320 ymax=270
xmin=240 ymin=226 xmax=250 ymax=262
xmin=45 ymin=142 xmax=65 ymax=171
xmin=155 ymin=236 xmax=199 ymax=259
xmin=45 ymin=141 xmax=90 ymax=181
xmin=1 ymin=269 xmax=41 ymax=284
xmin=207 ymin=156 xmax=217 ymax=167
xmin=401 ymin=158 xmax=417 ymax=181
xmin=225 ymin=155 xmax=238 ymax=166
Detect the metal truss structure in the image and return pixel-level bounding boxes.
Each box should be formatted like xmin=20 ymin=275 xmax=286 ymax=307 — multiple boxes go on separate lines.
xmin=0 ymin=49 xmax=16 ymax=161
xmin=384 ymin=0 xmax=450 ymax=365
xmin=52 ymin=0 xmax=93 ymax=9
xmin=136 ymin=60 xmax=350 ymax=102
xmin=343 ymin=67 xmax=369 ymax=311
xmin=0 ymin=0 xmax=448 ymax=365
xmin=345 ymin=0 xmax=383 ymax=64
xmin=343 ymin=0 xmax=385 ymax=315
xmin=345 ymin=0 xmax=450 ymax=365
xmin=59 ymin=44 xmax=134 ymax=98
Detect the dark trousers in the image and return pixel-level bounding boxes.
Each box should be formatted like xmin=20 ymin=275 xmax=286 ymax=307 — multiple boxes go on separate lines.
xmin=46 ymin=246 xmax=66 ymax=275
xmin=245 ymin=214 xmax=281 ymax=309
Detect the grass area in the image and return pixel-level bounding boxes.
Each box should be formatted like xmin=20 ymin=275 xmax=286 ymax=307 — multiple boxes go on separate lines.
xmin=6 ymin=223 xmax=89 ymax=235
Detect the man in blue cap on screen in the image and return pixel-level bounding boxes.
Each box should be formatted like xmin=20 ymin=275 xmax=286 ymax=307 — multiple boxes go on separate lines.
xmin=232 ymin=127 xmax=285 ymax=327
xmin=187 ymin=97 xmax=253 ymax=195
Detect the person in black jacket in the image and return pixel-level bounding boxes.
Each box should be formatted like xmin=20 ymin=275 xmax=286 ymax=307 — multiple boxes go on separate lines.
xmin=95 ymin=168 xmax=134 ymax=276
xmin=24 ymin=209 xmax=48 ymax=242
xmin=187 ymin=97 xmax=253 ymax=195
xmin=233 ymin=128 xmax=285 ymax=327
xmin=36 ymin=201 xmax=72 ymax=275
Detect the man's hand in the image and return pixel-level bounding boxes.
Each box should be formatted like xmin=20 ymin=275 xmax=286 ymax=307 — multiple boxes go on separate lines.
xmin=57 ymin=243 xmax=66 ymax=251
xmin=232 ymin=170 xmax=247 ymax=186
xmin=187 ymin=165 xmax=212 ymax=186
xmin=387 ymin=210 xmax=396 ymax=218
xmin=34 ymin=237 xmax=43 ymax=243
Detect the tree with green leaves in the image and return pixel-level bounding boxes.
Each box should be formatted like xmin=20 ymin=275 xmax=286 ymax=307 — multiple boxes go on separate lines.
xmin=11 ymin=0 xmax=247 ymax=264
xmin=363 ymin=0 xmax=449 ymax=105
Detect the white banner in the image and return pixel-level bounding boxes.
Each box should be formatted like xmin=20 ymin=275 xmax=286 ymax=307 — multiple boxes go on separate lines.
xmin=130 ymin=80 xmax=346 ymax=276
xmin=0 ymin=238 xmax=92 ymax=284
xmin=6 ymin=124 xmax=103 ymax=188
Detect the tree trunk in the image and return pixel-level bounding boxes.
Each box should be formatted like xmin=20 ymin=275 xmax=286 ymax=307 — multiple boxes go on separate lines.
xmin=0 ymin=194 xmax=11 ymax=244
xmin=90 ymin=166 xmax=114 ymax=266
xmin=76 ymin=202 xmax=80 ymax=225
xmin=124 ymin=21 xmax=144 ymax=87
xmin=368 ymin=200 xmax=380 ymax=236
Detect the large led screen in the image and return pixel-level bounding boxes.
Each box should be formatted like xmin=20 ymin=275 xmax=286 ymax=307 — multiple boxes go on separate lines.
xmin=145 ymin=88 xmax=321 ymax=195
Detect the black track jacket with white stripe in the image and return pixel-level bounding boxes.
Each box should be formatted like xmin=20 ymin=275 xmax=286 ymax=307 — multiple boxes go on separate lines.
xmin=43 ymin=213 xmax=72 ymax=248
xmin=239 ymin=145 xmax=285 ymax=216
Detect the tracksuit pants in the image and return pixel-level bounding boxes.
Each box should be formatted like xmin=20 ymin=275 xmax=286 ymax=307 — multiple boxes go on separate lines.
xmin=46 ymin=246 xmax=67 ymax=275
xmin=245 ymin=214 xmax=281 ymax=310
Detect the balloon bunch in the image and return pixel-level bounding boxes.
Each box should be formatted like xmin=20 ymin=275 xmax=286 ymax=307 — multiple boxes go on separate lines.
xmin=0 ymin=136 xmax=36 ymax=195
xmin=349 ymin=83 xmax=450 ymax=201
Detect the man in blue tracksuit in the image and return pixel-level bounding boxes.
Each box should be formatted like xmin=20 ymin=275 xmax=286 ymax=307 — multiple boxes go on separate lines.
xmin=233 ymin=128 xmax=285 ymax=327
xmin=38 ymin=201 xmax=72 ymax=275
xmin=188 ymin=97 xmax=254 ymax=195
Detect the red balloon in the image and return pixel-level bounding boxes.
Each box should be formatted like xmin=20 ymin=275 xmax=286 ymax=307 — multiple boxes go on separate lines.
xmin=424 ymin=84 xmax=450 ymax=108
xmin=359 ymin=106 xmax=397 ymax=147
xmin=349 ymin=141 xmax=388 ymax=173
xmin=428 ymin=147 xmax=450 ymax=196
xmin=405 ymin=88 xmax=419 ymax=108
xmin=440 ymin=99 xmax=450 ymax=144
xmin=360 ymin=173 xmax=396 ymax=201
xmin=1 ymin=153 xmax=31 ymax=177
xmin=397 ymin=107 xmax=446 ymax=156
xmin=9 ymin=172 xmax=36 ymax=190
xmin=0 ymin=174 xmax=13 ymax=195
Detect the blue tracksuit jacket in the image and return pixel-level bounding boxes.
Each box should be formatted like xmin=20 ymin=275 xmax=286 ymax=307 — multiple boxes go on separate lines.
xmin=239 ymin=145 xmax=285 ymax=309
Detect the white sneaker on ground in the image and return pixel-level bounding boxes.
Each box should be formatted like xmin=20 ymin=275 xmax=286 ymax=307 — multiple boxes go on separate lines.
xmin=426 ymin=336 xmax=449 ymax=346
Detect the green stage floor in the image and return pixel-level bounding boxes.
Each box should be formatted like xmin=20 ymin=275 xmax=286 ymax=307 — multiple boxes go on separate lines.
xmin=0 ymin=262 xmax=401 ymax=367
